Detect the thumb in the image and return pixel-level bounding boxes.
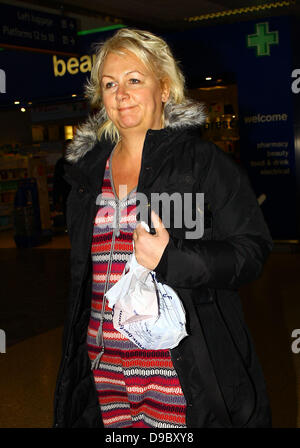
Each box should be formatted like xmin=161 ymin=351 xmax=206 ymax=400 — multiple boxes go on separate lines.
xmin=151 ymin=210 xmax=165 ymax=234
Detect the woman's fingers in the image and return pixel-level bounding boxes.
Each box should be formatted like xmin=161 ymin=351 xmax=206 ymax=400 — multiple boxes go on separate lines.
xmin=150 ymin=210 xmax=165 ymax=234
xmin=133 ymin=212 xmax=169 ymax=270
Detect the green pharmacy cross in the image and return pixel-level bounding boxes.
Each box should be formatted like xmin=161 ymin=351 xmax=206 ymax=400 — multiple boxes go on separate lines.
xmin=247 ymin=22 xmax=279 ymax=56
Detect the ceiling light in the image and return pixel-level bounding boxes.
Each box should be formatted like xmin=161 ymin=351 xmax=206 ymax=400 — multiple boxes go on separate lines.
xmin=185 ymin=1 xmax=294 ymax=22
xmin=205 ymin=77 xmax=212 ymax=81
xmin=77 ymin=24 xmax=125 ymax=36
xmin=198 ymin=86 xmax=227 ymax=91
xmin=20 ymin=107 xmax=26 ymax=112
xmin=14 ymin=101 xmax=20 ymax=105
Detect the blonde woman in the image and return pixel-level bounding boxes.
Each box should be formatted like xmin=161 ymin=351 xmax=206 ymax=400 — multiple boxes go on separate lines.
xmin=53 ymin=28 xmax=273 ymax=428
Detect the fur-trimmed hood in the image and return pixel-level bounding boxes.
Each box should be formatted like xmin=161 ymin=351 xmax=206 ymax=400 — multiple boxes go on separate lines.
xmin=66 ymin=99 xmax=206 ymax=164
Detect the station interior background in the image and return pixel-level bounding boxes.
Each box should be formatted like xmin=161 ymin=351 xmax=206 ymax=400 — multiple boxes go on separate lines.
xmin=0 ymin=0 xmax=300 ymax=428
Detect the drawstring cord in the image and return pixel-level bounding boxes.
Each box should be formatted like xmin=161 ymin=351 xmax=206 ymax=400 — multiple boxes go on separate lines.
xmin=91 ymin=201 xmax=120 ymax=371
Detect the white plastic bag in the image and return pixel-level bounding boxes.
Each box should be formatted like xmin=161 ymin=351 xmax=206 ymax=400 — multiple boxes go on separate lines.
xmin=105 ymin=230 xmax=188 ymax=350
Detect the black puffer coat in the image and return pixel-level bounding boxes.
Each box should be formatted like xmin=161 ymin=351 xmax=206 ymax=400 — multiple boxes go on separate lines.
xmin=53 ymin=101 xmax=273 ymax=428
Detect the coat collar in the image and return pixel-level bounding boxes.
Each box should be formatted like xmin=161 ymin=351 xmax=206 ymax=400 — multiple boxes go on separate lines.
xmin=65 ymin=99 xmax=206 ymax=164
xmin=63 ymin=99 xmax=206 ymax=196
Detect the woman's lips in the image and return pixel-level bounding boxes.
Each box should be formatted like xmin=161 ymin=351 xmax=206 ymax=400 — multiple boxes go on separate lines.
xmin=118 ymin=106 xmax=137 ymax=112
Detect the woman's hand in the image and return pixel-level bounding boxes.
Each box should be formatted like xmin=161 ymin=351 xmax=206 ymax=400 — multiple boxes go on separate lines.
xmin=133 ymin=210 xmax=169 ymax=270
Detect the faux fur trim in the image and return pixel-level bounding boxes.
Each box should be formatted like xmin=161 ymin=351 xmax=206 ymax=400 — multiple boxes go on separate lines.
xmin=66 ymin=99 xmax=206 ymax=163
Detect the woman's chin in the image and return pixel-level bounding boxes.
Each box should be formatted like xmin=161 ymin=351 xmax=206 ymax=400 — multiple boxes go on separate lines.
xmin=117 ymin=119 xmax=143 ymax=131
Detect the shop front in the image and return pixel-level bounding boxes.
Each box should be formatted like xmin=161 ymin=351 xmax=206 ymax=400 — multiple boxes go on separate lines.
xmin=0 ymin=14 xmax=299 ymax=242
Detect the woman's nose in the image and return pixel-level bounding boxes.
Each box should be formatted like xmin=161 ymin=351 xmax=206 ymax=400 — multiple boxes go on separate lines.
xmin=116 ymin=84 xmax=129 ymax=102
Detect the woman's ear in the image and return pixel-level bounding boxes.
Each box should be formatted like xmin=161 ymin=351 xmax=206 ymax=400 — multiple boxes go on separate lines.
xmin=161 ymin=78 xmax=170 ymax=103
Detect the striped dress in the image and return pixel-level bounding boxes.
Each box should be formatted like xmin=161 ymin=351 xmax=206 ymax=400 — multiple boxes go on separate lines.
xmin=86 ymin=149 xmax=187 ymax=428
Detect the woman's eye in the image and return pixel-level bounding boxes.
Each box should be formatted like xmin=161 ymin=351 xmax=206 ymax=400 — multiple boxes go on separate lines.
xmin=129 ymin=78 xmax=140 ymax=84
xmin=104 ymin=82 xmax=116 ymax=89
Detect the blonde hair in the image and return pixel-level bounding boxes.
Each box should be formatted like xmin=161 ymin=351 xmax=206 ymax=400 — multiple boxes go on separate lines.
xmin=85 ymin=28 xmax=186 ymax=143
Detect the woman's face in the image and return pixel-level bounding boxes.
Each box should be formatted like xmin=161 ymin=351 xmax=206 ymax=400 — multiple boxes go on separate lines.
xmin=100 ymin=49 xmax=169 ymax=135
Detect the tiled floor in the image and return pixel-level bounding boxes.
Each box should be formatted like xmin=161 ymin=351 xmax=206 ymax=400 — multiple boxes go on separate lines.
xmin=0 ymin=327 xmax=63 ymax=428
xmin=0 ymin=229 xmax=299 ymax=428
xmin=0 ymin=229 xmax=70 ymax=249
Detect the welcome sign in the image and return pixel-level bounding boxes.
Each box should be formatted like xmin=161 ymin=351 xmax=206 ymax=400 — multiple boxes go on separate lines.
xmin=166 ymin=16 xmax=297 ymax=239
xmin=236 ymin=18 xmax=296 ymax=239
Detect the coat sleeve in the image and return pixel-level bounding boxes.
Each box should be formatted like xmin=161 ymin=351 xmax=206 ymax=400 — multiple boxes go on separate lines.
xmin=154 ymin=143 xmax=273 ymax=290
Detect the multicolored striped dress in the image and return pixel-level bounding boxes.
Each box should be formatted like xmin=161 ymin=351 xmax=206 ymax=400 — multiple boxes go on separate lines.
xmin=86 ymin=149 xmax=187 ymax=428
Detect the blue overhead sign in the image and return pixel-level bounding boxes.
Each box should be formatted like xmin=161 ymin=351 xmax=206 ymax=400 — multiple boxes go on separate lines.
xmin=0 ymin=29 xmax=115 ymax=103
xmin=0 ymin=3 xmax=78 ymax=54
xmin=166 ymin=17 xmax=297 ymax=239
